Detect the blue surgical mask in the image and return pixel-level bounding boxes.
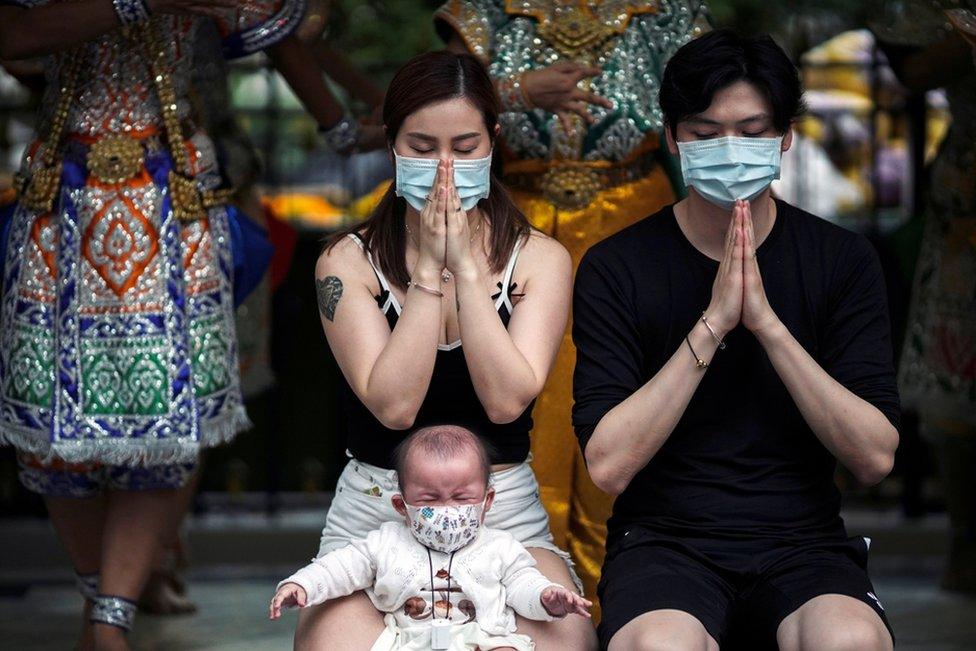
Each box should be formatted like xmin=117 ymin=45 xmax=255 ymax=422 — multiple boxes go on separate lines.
xmin=677 ymin=136 xmax=783 ymax=210
xmin=394 ymin=150 xmax=492 ymax=212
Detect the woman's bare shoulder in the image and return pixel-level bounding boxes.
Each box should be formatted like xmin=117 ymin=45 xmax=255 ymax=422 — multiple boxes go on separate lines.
xmin=315 ymin=231 xmax=372 ymax=280
xmin=517 ymin=229 xmax=572 ymax=276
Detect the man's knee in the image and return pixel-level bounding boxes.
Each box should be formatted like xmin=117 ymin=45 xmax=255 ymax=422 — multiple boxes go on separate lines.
xmin=780 ymin=597 xmax=892 ymax=651
xmin=631 ymin=633 xmax=714 ymax=651
xmin=813 ymin=617 xmax=891 ymax=651
xmin=608 ymin=611 xmax=717 ymax=651
xmin=617 ymin=630 xmax=715 ymax=651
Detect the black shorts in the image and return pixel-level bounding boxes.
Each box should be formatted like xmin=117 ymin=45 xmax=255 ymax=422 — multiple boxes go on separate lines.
xmin=597 ymin=527 xmax=894 ymax=650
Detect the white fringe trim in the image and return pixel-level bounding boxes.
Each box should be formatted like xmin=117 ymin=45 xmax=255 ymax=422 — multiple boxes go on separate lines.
xmin=0 ymin=406 xmax=251 ymax=466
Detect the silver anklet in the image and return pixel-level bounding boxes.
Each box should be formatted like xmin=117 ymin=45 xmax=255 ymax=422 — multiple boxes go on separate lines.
xmin=90 ymin=595 xmax=137 ymax=631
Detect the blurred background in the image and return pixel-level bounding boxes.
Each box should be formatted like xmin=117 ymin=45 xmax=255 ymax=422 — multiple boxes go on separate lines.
xmin=0 ymin=1 xmax=973 ymax=648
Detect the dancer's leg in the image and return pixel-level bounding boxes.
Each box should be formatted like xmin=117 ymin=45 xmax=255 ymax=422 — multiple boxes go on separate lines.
xmin=94 ymin=484 xmax=195 ymax=650
xmin=44 ymin=494 xmax=107 ymax=650
xmin=139 ymin=467 xmax=201 ymax=614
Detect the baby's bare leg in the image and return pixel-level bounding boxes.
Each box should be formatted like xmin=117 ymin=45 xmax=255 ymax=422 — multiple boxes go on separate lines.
xmin=294 ymin=591 xmax=385 ymax=651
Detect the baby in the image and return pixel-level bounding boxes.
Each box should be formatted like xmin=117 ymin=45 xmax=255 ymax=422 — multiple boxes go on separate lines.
xmin=270 ymin=425 xmax=590 ymax=650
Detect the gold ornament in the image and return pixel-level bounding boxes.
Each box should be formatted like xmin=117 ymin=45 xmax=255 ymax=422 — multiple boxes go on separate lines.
xmin=16 ymin=19 xmax=232 ymax=221
xmin=541 ymin=164 xmax=602 ymax=211
xmin=507 ymin=1 xmax=661 ymax=62
xmin=87 ymin=135 xmax=144 ymax=184
xmin=21 ymin=162 xmax=64 ymax=213
xmin=17 ymin=47 xmax=83 ymax=212
xmin=167 ymin=170 xmax=206 ymax=223
xmin=142 ymin=19 xmax=232 ymax=219
xmin=537 ymin=6 xmax=616 ymax=59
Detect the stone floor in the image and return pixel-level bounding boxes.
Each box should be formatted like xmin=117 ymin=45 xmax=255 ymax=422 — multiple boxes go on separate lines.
xmin=1 ymin=507 xmax=974 ymax=649
xmin=2 ymin=559 xmax=974 ymax=649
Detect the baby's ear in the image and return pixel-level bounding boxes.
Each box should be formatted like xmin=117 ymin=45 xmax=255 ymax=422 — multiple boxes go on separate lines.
xmin=483 ymin=486 xmax=496 ymax=517
xmin=391 ymin=493 xmax=407 ymax=517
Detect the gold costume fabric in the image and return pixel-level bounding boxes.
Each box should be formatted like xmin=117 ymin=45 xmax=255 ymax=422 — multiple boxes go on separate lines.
xmin=511 ymin=171 xmax=674 ymax=613
xmin=435 ymin=1 xmax=709 ymax=616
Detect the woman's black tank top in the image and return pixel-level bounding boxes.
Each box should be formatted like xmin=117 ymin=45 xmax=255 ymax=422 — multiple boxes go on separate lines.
xmin=339 ymin=233 xmax=534 ymax=469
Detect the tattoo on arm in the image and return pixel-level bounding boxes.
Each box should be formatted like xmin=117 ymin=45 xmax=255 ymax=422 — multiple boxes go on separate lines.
xmin=316 ymin=276 xmax=343 ymax=322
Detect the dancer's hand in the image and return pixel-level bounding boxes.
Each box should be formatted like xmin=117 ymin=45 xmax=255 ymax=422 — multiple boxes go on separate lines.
xmin=703 ymin=201 xmax=745 ymax=339
xmin=540 ymin=585 xmax=592 ymax=618
xmin=444 ymin=159 xmax=479 ymax=278
xmin=414 ymin=160 xmax=449 ymax=281
xmin=521 ymin=61 xmax=614 ymax=132
xmin=147 ymin=0 xmax=240 ymax=17
xmin=739 ymin=200 xmax=780 ymax=336
xmin=355 ymin=123 xmax=386 ymax=153
xmin=269 ymin=582 xmax=307 ymax=619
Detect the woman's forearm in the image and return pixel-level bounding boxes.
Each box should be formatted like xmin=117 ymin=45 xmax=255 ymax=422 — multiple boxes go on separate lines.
xmin=0 ymin=3 xmax=119 ymax=60
xmin=755 ymin=320 xmax=898 ymax=486
xmin=454 ymin=268 xmax=539 ymax=424
xmin=360 ymin=270 xmax=443 ymax=430
xmin=268 ymin=35 xmax=344 ymax=129
xmin=586 ymin=321 xmax=719 ymax=495
xmin=310 ymin=41 xmax=385 ymax=108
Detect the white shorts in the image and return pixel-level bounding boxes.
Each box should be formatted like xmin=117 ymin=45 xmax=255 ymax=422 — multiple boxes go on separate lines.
xmin=317 ymin=455 xmax=582 ymax=592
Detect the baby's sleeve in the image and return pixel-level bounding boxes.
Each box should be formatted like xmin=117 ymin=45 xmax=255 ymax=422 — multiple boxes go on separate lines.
xmin=277 ymin=532 xmax=381 ymax=607
xmin=497 ymin=535 xmax=561 ymax=622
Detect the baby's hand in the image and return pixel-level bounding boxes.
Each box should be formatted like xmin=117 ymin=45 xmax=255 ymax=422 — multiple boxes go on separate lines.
xmin=269 ymin=582 xmax=307 ymax=620
xmin=540 ymin=585 xmax=592 ymax=618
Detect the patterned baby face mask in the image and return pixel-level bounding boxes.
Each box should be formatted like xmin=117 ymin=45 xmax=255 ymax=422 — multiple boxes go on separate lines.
xmin=404 ymin=500 xmax=486 ymax=553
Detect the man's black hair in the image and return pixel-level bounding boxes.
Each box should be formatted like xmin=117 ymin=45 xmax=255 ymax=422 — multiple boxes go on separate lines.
xmin=660 ymin=29 xmax=806 ymax=137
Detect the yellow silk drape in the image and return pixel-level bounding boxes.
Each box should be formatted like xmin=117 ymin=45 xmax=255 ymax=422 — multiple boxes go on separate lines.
xmin=510 ymin=167 xmax=675 ymax=621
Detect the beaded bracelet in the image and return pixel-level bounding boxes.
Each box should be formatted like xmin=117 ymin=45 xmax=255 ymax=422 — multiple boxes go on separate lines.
xmin=112 ymin=0 xmax=151 ymax=26
xmin=318 ymin=115 xmax=361 ymax=155
xmin=685 ymin=335 xmax=708 ymax=369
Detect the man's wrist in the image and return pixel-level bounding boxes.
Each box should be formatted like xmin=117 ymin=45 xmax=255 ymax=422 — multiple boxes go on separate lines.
xmin=700 ymin=312 xmax=730 ymax=344
xmin=751 ymin=316 xmax=788 ymax=347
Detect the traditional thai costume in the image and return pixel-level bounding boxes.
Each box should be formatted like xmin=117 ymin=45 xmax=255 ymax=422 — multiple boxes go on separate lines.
xmin=0 ymin=2 xmax=302 ymax=494
xmin=434 ymin=0 xmax=710 ymax=610
xmin=875 ymin=0 xmax=976 ymax=592
xmin=875 ymin=2 xmax=976 ymax=431
xmin=0 ymin=1 xmax=303 ymax=632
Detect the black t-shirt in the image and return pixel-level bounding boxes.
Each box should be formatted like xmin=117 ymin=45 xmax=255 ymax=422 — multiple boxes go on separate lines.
xmin=572 ymin=199 xmax=900 ymax=548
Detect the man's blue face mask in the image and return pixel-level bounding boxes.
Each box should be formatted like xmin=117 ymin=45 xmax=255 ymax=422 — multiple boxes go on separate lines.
xmin=393 ymin=149 xmax=492 ymax=212
xmin=677 ymin=135 xmax=784 ymax=210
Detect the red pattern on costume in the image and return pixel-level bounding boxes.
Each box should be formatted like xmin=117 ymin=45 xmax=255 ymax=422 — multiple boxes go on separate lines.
xmin=181 ymin=218 xmax=220 ymax=296
xmin=18 ymin=213 xmax=58 ymax=303
xmin=82 ymin=191 xmax=159 ymax=299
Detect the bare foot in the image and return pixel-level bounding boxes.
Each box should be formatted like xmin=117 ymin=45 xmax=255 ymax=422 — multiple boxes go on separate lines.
xmin=138 ymin=571 xmax=197 ymax=615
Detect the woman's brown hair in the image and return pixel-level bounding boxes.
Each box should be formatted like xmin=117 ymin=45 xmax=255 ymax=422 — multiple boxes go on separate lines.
xmin=327 ymin=51 xmax=530 ymax=289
